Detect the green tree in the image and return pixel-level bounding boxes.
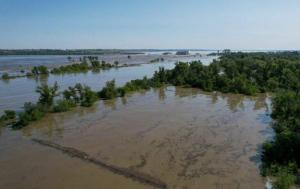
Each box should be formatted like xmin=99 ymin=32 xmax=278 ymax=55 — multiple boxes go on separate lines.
xmin=36 ymin=82 xmax=59 ymax=107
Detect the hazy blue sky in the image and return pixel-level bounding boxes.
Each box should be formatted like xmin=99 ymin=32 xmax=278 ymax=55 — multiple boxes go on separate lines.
xmin=0 ymin=0 xmax=299 ymax=49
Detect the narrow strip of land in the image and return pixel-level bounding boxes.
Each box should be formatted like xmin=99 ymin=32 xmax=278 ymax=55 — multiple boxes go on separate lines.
xmin=31 ymin=138 xmax=167 ymax=189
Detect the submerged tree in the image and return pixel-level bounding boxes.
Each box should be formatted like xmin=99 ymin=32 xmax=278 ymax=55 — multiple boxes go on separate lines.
xmin=36 ymin=82 xmax=59 ymax=107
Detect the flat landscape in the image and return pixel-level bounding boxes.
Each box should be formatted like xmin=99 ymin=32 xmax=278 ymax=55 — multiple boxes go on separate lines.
xmin=0 ymin=86 xmax=273 ymax=189
xmin=1 ymin=1 xmax=300 ymax=189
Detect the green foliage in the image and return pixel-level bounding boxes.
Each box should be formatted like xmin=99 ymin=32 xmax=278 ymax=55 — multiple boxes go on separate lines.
xmin=261 ymin=163 xmax=297 ymax=189
xmin=98 ymin=80 xmax=120 ymax=99
xmin=51 ymin=58 xmax=115 ymax=74
xmin=122 ymin=77 xmax=152 ymax=93
xmin=13 ymin=103 xmax=46 ymax=129
xmin=36 ymin=82 xmax=59 ymax=107
xmin=3 ymin=110 xmax=16 ymax=120
xmin=262 ymin=92 xmax=300 ymax=165
xmin=63 ymin=84 xmax=82 ymax=104
xmin=1 ymin=72 xmax=10 ymax=80
xmin=143 ymin=52 xmax=300 ymax=96
xmin=91 ymin=60 xmax=101 ymax=69
xmin=52 ymin=99 xmax=76 ymax=112
xmin=98 ymin=78 xmax=154 ymax=100
xmin=261 ymin=91 xmax=300 ymax=188
xmin=51 ymin=62 xmax=89 ymax=74
xmin=0 ymin=110 xmax=16 ymax=126
xmin=79 ymin=86 xmax=98 ymax=107
xmin=152 ymin=67 xmax=169 ymax=86
xmin=100 ymin=61 xmax=114 ymax=69
xmin=31 ymin=66 xmax=49 ymax=75
xmin=63 ymin=83 xmax=98 ymax=107
xmin=273 ymin=171 xmax=296 ymax=189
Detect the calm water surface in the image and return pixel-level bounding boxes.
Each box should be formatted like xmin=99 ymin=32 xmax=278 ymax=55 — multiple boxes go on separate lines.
xmin=0 ymin=62 xmax=176 ymax=113
xmin=0 ymin=55 xmax=217 ymax=113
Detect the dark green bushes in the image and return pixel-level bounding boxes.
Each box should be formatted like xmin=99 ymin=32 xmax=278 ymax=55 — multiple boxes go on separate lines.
xmin=51 ymin=62 xmax=89 ymax=74
xmin=274 ymin=171 xmax=296 ymax=189
xmin=31 ymin=66 xmax=49 ymax=75
xmin=146 ymin=52 xmax=300 ymax=96
xmin=13 ymin=83 xmax=59 ymax=128
xmin=63 ymin=84 xmax=98 ymax=107
xmin=0 ymin=110 xmax=16 ymax=126
xmin=10 ymin=82 xmax=99 ymax=128
xmin=261 ymin=162 xmax=297 ymax=189
xmin=1 ymin=72 xmax=10 ymax=80
xmin=52 ymin=99 xmax=76 ymax=112
xmin=91 ymin=60 xmax=101 ymax=69
xmin=36 ymin=82 xmax=59 ymax=107
xmin=12 ymin=83 xmax=59 ymax=128
xmin=122 ymin=77 xmax=152 ymax=93
xmin=79 ymin=86 xmax=98 ymax=107
xmin=98 ymin=78 xmax=154 ymax=100
xmin=51 ymin=60 xmax=115 ymax=74
xmin=98 ymin=80 xmax=122 ymax=99
xmin=13 ymin=103 xmax=46 ymax=129
xmin=261 ymin=91 xmax=300 ymax=188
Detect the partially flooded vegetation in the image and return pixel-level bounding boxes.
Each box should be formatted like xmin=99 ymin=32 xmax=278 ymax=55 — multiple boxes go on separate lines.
xmin=1 ymin=56 xmax=119 ymax=79
xmin=1 ymin=51 xmax=300 ymax=188
xmin=0 ymin=86 xmax=272 ymax=189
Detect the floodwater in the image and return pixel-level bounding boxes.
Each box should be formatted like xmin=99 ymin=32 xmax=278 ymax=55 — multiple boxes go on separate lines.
xmin=0 ymin=87 xmax=273 ymax=189
xmin=0 ymin=53 xmax=216 ymax=73
xmin=0 ymin=56 xmax=217 ymax=113
xmin=0 ymin=62 xmax=175 ymax=113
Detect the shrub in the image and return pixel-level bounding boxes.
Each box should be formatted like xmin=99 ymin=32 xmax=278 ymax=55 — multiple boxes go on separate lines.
xmin=122 ymin=77 xmax=152 ymax=93
xmin=91 ymin=60 xmax=100 ymax=69
xmin=63 ymin=84 xmax=98 ymax=107
xmin=13 ymin=103 xmax=46 ymax=129
xmin=52 ymin=99 xmax=76 ymax=112
xmin=80 ymin=86 xmax=98 ymax=107
xmin=51 ymin=62 xmax=89 ymax=74
xmin=98 ymin=80 xmax=119 ymax=99
xmin=1 ymin=72 xmax=10 ymax=80
xmin=31 ymin=66 xmax=49 ymax=75
xmin=0 ymin=110 xmax=16 ymax=126
xmin=274 ymin=172 xmax=296 ymax=189
xmin=3 ymin=110 xmax=16 ymax=120
xmin=36 ymin=82 xmax=59 ymax=107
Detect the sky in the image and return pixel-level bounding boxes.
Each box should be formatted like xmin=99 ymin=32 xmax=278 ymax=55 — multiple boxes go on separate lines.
xmin=0 ymin=0 xmax=299 ymax=50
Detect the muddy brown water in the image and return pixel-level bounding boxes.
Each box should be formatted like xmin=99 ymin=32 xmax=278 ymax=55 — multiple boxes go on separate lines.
xmin=0 ymin=87 xmax=273 ymax=189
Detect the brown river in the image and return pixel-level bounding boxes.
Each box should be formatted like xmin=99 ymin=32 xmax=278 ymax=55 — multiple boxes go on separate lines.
xmin=0 ymin=86 xmax=273 ymax=189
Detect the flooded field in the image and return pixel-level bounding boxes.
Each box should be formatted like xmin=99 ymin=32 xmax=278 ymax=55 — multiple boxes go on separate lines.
xmin=0 ymin=87 xmax=273 ymax=189
xmin=0 ymin=55 xmax=217 ymax=113
xmin=0 ymin=53 xmax=216 ymax=73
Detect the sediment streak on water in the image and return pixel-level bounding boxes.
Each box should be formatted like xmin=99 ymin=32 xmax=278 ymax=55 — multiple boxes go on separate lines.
xmin=31 ymin=138 xmax=167 ymax=189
